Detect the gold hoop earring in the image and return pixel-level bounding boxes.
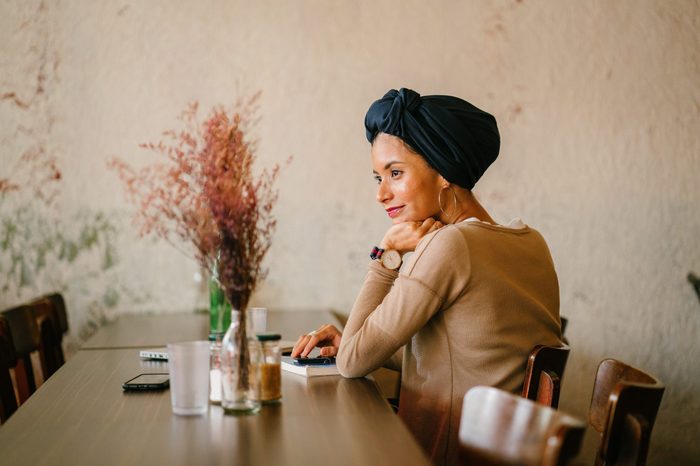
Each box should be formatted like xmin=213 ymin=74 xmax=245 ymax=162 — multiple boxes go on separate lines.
xmin=438 ymin=186 xmax=458 ymax=219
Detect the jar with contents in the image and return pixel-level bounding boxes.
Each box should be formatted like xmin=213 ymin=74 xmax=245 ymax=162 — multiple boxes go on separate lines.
xmin=257 ymin=333 xmax=282 ymax=403
xmin=221 ymin=309 xmax=262 ymax=414
xmin=209 ymin=333 xmax=223 ymax=404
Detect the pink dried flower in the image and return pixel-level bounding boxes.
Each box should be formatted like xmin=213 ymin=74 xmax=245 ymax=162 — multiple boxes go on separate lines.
xmin=109 ymin=94 xmax=288 ymax=311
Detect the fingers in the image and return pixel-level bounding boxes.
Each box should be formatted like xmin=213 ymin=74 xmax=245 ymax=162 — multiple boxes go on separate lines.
xmin=418 ymin=218 xmax=443 ymax=235
xmin=291 ymin=334 xmax=311 ymax=358
xmin=429 ymin=220 xmax=444 ymax=232
xmin=319 ymin=346 xmax=338 ymax=357
xmin=290 ymin=324 xmax=342 ymax=358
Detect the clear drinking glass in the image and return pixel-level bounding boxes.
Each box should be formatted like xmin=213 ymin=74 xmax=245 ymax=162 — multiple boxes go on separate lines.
xmin=220 ymin=309 xmax=263 ymax=414
xmin=167 ymin=341 xmax=210 ymax=416
xmin=249 ymin=307 xmax=268 ymax=334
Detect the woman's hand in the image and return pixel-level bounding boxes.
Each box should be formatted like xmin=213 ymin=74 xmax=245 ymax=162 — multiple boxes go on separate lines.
xmin=380 ymin=218 xmax=443 ymax=253
xmin=290 ymin=324 xmax=342 ymax=358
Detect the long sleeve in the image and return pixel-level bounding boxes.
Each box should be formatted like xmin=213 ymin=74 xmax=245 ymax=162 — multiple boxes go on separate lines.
xmin=336 ymin=226 xmax=472 ymax=377
xmin=385 ymin=347 xmax=404 ymax=372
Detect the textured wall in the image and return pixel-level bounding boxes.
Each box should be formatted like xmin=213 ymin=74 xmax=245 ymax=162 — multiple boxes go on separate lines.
xmin=1 ymin=0 xmax=699 ymax=463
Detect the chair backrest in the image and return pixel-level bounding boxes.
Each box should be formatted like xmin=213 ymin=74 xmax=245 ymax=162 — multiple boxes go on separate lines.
xmin=560 ymin=316 xmax=569 ymax=335
xmin=459 ymin=386 xmax=586 ymax=466
xmin=521 ymin=344 xmax=570 ymax=408
xmin=589 ymin=359 xmax=665 ymax=466
xmin=0 ymin=315 xmax=19 ymax=423
xmin=42 ymin=292 xmax=69 ymax=336
xmin=28 ymin=297 xmax=65 ymax=379
xmin=0 ymin=305 xmax=40 ymax=404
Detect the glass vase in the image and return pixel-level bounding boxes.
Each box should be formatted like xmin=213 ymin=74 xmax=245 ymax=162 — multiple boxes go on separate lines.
xmin=221 ymin=308 xmax=262 ymax=414
xmin=209 ymin=270 xmax=231 ymax=335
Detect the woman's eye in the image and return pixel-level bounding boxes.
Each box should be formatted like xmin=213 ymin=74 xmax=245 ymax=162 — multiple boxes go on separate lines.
xmin=390 ymin=170 xmax=401 ymax=178
xmin=374 ymin=175 xmax=382 ymax=184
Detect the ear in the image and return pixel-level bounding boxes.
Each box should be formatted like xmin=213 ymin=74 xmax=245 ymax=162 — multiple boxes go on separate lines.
xmin=438 ymin=175 xmax=450 ymax=189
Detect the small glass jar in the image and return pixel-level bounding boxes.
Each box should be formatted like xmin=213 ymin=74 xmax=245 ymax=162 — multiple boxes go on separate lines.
xmin=209 ymin=333 xmax=223 ymax=404
xmin=257 ymin=333 xmax=282 ymax=404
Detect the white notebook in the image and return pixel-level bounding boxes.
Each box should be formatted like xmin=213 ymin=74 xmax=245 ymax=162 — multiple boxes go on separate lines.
xmin=281 ymin=356 xmax=340 ymax=377
xmin=139 ymin=348 xmax=168 ymax=360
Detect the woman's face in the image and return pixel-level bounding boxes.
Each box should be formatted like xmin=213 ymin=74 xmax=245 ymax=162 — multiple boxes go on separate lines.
xmin=371 ymin=133 xmax=445 ymax=224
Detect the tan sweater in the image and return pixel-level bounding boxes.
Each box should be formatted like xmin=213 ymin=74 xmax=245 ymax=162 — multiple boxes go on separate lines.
xmin=336 ymin=220 xmax=562 ymax=465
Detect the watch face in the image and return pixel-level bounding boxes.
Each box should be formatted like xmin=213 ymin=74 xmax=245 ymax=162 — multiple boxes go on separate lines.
xmin=382 ymin=249 xmax=402 ymax=270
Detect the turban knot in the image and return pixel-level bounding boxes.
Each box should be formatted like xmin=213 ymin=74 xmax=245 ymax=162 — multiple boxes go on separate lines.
xmin=364 ymin=87 xmax=500 ymax=189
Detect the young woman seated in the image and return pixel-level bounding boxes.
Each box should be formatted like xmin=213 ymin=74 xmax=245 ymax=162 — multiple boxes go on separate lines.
xmin=291 ymin=88 xmax=563 ymax=466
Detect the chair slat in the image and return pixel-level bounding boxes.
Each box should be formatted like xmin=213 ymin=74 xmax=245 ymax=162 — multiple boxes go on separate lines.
xmin=521 ymin=344 xmax=570 ymax=408
xmin=29 ymin=298 xmax=64 ymax=378
xmin=0 ymin=305 xmax=39 ymax=401
xmin=0 ymin=315 xmax=19 ymax=422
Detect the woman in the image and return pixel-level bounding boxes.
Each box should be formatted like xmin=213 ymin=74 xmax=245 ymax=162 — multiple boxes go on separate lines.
xmin=291 ymin=88 xmax=562 ymax=465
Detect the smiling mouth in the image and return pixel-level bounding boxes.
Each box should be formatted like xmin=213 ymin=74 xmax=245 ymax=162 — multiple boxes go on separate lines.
xmin=386 ymin=206 xmax=404 ymax=218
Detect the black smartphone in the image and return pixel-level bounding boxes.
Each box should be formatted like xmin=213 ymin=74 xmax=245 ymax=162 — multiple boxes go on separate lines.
xmin=122 ymin=373 xmax=170 ymax=391
xmin=293 ymin=356 xmax=336 ymax=366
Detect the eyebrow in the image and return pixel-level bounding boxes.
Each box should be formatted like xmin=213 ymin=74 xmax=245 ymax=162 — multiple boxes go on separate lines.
xmin=372 ymin=161 xmax=404 ymax=174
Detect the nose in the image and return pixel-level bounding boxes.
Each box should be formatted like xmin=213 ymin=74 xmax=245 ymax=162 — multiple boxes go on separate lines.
xmin=376 ymin=179 xmax=392 ymax=204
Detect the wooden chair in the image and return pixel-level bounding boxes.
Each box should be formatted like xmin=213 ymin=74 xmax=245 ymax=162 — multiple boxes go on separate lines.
xmin=28 ymin=297 xmax=65 ymax=379
xmin=521 ymin=344 xmax=570 ymax=408
xmin=42 ymin=292 xmax=68 ymax=365
xmin=0 ymin=315 xmax=19 ymax=423
xmin=589 ymin=359 xmax=665 ymax=466
xmin=459 ymin=386 xmax=586 ymax=466
xmin=0 ymin=305 xmax=40 ymax=404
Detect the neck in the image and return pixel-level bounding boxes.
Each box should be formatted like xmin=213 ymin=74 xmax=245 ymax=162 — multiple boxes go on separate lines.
xmin=443 ymin=189 xmax=495 ymax=225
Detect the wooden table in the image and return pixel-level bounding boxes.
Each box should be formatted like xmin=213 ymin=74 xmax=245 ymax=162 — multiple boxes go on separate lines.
xmin=0 ymin=312 xmax=430 ymax=466
xmin=80 ymin=310 xmax=337 ymax=350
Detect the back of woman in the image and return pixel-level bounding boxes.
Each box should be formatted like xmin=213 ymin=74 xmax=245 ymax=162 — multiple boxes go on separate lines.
xmin=397 ymin=219 xmax=561 ymax=464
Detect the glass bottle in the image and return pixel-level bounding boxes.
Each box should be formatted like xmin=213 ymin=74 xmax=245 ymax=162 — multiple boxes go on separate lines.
xmin=209 ymin=333 xmax=223 ymax=404
xmin=221 ymin=308 xmax=262 ymax=414
xmin=209 ymin=261 xmax=231 ymax=335
xmin=257 ymin=333 xmax=282 ymax=403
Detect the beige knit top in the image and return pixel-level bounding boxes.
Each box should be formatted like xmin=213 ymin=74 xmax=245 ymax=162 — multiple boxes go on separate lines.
xmin=336 ymin=219 xmax=562 ymax=466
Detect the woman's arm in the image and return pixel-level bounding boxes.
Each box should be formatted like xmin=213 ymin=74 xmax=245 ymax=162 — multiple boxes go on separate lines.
xmin=384 ymin=346 xmax=404 ymax=372
xmin=337 ymin=226 xmax=471 ymax=377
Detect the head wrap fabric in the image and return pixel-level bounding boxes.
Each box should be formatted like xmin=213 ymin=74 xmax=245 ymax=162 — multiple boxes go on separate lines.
xmin=364 ymin=88 xmax=500 ymax=189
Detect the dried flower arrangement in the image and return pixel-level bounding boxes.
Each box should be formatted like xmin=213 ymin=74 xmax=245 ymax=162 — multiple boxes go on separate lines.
xmin=109 ymin=94 xmax=285 ymax=311
xmin=109 ymin=95 xmax=287 ymax=396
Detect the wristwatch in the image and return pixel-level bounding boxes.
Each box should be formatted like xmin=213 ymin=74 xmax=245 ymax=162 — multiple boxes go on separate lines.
xmin=379 ymin=249 xmax=402 ymax=271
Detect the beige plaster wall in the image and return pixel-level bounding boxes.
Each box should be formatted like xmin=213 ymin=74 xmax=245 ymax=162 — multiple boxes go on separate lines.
xmin=1 ymin=0 xmax=699 ymax=463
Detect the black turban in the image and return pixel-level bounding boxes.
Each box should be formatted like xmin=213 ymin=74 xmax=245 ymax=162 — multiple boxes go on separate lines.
xmin=364 ymin=88 xmax=500 ymax=190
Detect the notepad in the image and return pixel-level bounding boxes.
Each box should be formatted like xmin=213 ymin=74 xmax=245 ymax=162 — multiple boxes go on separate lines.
xmin=139 ymin=348 xmax=168 ymax=360
xmin=280 ymin=356 xmax=340 ymax=377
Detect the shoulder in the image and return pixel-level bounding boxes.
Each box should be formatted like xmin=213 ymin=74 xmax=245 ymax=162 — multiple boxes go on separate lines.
xmin=401 ymin=224 xmax=470 ymax=276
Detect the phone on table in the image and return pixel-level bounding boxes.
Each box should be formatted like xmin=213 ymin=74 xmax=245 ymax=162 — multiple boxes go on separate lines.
xmin=122 ymin=373 xmax=170 ymax=391
xmin=292 ymin=356 xmax=336 ymax=366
